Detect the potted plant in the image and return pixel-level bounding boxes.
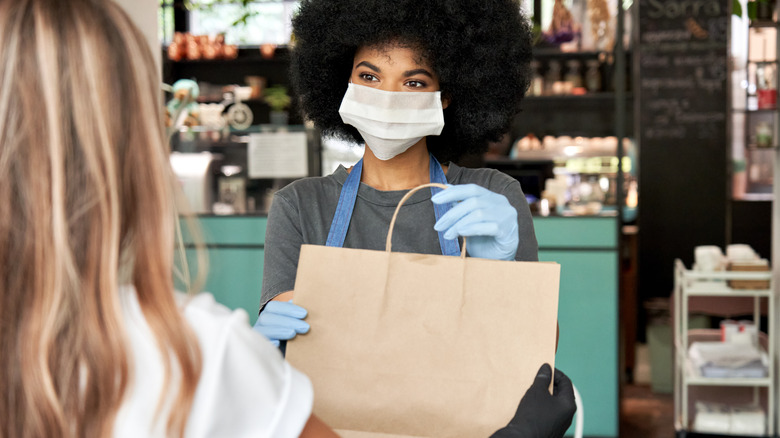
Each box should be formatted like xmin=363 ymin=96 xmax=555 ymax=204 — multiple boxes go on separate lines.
xmin=184 ymin=0 xmax=259 ymax=26
xmin=264 ymin=85 xmax=291 ymax=125
xmin=734 ymin=0 xmax=773 ymax=21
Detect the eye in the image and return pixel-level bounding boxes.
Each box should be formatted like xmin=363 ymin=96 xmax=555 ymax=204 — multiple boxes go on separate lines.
xmin=405 ymin=80 xmax=427 ymax=89
xmin=359 ymin=73 xmax=379 ymax=82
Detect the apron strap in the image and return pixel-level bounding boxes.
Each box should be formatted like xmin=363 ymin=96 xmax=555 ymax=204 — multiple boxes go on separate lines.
xmin=429 ymin=155 xmax=461 ymax=256
xmin=325 ymin=158 xmax=363 ymax=247
xmin=325 ymin=153 xmax=461 ymax=256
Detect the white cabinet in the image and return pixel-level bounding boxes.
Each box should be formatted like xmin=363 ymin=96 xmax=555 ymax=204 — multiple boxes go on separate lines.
xmin=673 ymin=259 xmax=775 ymax=436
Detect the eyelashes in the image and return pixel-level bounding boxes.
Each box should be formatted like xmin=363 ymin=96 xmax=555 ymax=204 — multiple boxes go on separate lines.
xmin=358 ymin=72 xmax=379 ymax=82
xmin=405 ymin=80 xmax=427 ymax=88
xmin=356 ymin=73 xmax=428 ymax=89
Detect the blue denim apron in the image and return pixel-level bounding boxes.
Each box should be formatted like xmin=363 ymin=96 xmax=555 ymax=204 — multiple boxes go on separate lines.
xmin=325 ymin=153 xmax=460 ymax=256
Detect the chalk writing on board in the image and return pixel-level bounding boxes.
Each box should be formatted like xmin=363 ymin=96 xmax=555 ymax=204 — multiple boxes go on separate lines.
xmin=638 ymin=0 xmax=728 ymax=143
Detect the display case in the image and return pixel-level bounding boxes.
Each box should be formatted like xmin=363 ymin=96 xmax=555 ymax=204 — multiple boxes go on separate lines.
xmin=490 ymin=135 xmax=637 ymax=221
xmin=169 ymin=124 xmax=321 ymax=214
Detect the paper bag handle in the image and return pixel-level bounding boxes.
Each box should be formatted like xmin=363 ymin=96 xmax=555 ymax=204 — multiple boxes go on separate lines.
xmin=386 ymin=183 xmax=467 ymax=258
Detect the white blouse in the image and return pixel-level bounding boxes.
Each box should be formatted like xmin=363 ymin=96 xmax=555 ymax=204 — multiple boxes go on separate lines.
xmin=113 ymin=286 xmax=313 ymax=438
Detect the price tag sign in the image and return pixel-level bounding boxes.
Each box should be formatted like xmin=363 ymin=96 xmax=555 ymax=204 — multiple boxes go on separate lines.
xmin=247 ymin=132 xmax=308 ymax=178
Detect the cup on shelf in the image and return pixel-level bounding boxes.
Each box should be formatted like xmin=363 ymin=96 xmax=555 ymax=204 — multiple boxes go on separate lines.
xmin=694 ymin=245 xmax=726 ymax=272
xmin=720 ymin=319 xmax=759 ymax=346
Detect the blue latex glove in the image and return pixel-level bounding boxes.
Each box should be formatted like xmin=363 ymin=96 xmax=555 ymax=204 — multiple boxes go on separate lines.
xmin=431 ymin=184 xmax=519 ymax=261
xmin=252 ymin=300 xmax=309 ymax=347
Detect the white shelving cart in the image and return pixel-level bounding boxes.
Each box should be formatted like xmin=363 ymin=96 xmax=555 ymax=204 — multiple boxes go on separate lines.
xmin=673 ymin=259 xmax=775 ymax=436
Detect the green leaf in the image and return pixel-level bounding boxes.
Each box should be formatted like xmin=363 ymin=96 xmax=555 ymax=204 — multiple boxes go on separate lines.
xmin=732 ymin=0 xmax=743 ymax=17
xmin=747 ymin=0 xmax=758 ymax=19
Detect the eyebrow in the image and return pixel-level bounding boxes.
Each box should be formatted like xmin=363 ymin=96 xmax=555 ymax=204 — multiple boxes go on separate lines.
xmin=355 ymin=61 xmax=434 ymax=79
xmin=356 ymin=61 xmax=381 ymax=72
xmin=402 ymin=68 xmax=434 ymax=78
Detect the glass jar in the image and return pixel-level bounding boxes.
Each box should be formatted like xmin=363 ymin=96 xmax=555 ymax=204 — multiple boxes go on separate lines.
xmin=585 ymin=59 xmax=602 ymax=92
xmin=568 ymin=175 xmax=605 ymax=215
xmin=544 ymin=60 xmax=561 ymax=96
xmin=530 ymin=60 xmax=544 ymax=96
xmin=565 ymin=60 xmax=583 ymax=89
xmin=755 ymin=121 xmax=773 ymax=148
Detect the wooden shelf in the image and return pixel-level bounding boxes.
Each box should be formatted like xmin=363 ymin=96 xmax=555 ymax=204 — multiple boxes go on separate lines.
xmin=525 ymin=92 xmax=630 ymax=101
xmin=750 ymin=20 xmax=779 ymax=28
xmin=162 ymin=45 xmax=292 ymax=65
xmin=532 ymin=48 xmax=632 ymax=60
xmin=520 ymin=93 xmax=634 ymax=113
xmin=166 ymin=55 xmax=289 ymax=65
xmin=735 ymin=193 xmax=775 ymax=201
xmin=733 ymin=108 xmax=778 ymax=114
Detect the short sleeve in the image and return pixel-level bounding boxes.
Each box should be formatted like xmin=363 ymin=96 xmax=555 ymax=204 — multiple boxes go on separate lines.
xmin=183 ymin=293 xmax=313 ymax=438
xmin=260 ymin=193 xmax=304 ymax=310
xmin=498 ymin=178 xmax=538 ymax=262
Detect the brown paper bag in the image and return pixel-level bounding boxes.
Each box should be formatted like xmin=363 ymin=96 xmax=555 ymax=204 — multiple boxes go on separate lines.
xmin=285 ymin=183 xmax=560 ymax=438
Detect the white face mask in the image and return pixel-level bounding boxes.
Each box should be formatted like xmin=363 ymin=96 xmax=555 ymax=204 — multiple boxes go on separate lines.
xmin=338 ymin=83 xmax=445 ymax=160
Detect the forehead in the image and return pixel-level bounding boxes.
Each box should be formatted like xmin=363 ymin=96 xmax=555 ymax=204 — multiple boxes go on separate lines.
xmin=353 ymin=42 xmax=432 ymax=69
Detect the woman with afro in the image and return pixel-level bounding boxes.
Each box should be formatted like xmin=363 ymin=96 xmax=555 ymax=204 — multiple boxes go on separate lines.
xmin=253 ymin=0 xmax=576 ymax=435
xmin=257 ymin=0 xmax=541 ymax=336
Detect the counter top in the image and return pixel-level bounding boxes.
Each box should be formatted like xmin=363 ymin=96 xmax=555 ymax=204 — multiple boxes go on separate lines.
xmin=533 ymin=211 xmax=619 ymax=218
xmin=188 ymin=211 xmax=618 ymax=219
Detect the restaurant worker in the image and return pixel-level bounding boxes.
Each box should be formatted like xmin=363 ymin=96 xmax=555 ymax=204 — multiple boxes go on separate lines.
xmin=256 ymin=0 xmax=541 ymax=341
xmin=254 ymin=0 xmax=574 ymax=435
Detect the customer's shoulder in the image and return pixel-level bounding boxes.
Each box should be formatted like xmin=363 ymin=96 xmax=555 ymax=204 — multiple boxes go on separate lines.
xmin=120 ymin=286 xmax=244 ymax=345
xmin=170 ymin=291 xmax=247 ymax=337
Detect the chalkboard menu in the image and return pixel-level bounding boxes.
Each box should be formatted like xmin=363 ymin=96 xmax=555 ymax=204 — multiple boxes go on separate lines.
xmin=637 ymin=0 xmax=730 ymax=303
xmin=638 ymin=0 xmax=729 ymax=140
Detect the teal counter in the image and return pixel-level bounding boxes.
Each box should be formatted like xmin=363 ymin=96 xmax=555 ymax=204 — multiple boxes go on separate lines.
xmin=183 ymin=214 xmax=618 ymax=437
xmin=178 ymin=216 xmax=267 ymax=326
xmin=534 ymin=216 xmax=619 ymax=438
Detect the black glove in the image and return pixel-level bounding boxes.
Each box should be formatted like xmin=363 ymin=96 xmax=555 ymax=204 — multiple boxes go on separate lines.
xmin=490 ymin=364 xmax=577 ymax=438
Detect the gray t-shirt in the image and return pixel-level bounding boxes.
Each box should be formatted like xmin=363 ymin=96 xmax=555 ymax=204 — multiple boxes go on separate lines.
xmin=260 ymin=163 xmax=538 ymax=309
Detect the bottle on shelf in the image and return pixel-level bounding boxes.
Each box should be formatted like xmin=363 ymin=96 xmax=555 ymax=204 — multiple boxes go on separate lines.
xmin=530 ymin=60 xmax=544 ymax=96
xmin=756 ymin=61 xmax=777 ymax=110
xmin=585 ymin=59 xmax=602 ymax=92
xmin=565 ymin=59 xmax=584 ymax=94
xmin=755 ymin=121 xmax=773 ymax=148
xmin=544 ymin=60 xmax=562 ymax=95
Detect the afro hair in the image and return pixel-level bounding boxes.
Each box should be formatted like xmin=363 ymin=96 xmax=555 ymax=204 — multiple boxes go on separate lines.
xmin=289 ymin=0 xmax=533 ymax=163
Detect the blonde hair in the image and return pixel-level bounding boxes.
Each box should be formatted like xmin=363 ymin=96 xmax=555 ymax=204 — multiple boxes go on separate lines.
xmin=0 ymin=0 xmax=202 ymax=436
